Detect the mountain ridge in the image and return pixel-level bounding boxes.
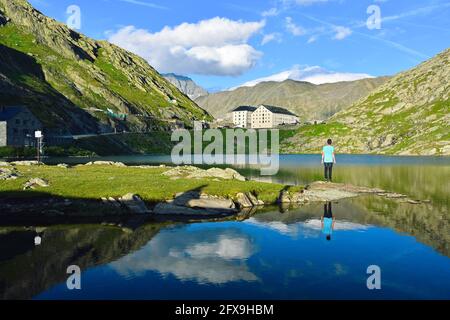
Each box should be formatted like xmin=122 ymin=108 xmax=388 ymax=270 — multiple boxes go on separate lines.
xmin=195 ymin=77 xmax=389 ymax=120
xmin=282 ymin=48 xmax=450 ymax=155
xmin=163 ymin=73 xmax=208 ymax=100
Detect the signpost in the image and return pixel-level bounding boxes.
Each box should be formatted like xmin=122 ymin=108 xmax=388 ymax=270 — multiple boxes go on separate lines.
xmin=35 ymin=130 xmax=43 ymax=164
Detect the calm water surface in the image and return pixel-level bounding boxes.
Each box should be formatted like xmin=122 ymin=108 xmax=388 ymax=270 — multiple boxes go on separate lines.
xmin=0 ymin=155 xmax=449 ymax=299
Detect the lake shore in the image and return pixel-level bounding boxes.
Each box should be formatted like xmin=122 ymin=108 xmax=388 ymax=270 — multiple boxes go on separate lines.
xmin=0 ymin=161 xmax=428 ymax=221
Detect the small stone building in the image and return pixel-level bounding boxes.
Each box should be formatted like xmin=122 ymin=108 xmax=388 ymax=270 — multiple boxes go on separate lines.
xmin=0 ymin=106 xmax=42 ymax=147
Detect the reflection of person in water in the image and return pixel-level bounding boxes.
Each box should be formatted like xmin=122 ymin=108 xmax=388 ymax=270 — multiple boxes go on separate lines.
xmin=321 ymin=202 xmax=335 ymax=241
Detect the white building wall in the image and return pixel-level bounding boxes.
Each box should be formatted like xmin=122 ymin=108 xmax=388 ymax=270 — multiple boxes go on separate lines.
xmin=251 ymin=106 xmax=273 ymax=129
xmin=232 ymin=111 xmax=251 ymax=128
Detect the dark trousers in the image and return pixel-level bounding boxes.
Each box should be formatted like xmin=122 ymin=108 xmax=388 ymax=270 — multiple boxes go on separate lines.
xmin=324 ymin=163 xmax=333 ymax=181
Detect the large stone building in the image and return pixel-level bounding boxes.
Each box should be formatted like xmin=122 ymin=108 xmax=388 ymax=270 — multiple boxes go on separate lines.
xmin=231 ymin=105 xmax=299 ymax=129
xmin=0 ymin=106 xmax=42 ymax=147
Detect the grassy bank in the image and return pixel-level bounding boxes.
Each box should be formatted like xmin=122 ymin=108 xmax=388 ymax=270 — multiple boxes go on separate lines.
xmin=0 ymin=165 xmax=302 ymax=209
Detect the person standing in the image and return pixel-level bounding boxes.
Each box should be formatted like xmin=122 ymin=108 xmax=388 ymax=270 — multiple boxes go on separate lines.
xmin=321 ymin=139 xmax=336 ymax=182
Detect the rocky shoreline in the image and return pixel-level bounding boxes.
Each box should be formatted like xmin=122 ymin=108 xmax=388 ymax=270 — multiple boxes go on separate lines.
xmin=0 ymin=161 xmax=430 ymax=219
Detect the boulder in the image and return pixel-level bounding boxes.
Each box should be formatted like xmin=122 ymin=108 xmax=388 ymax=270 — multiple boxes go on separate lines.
xmin=235 ymin=193 xmax=254 ymax=208
xmin=118 ymin=193 xmax=151 ymax=214
xmin=277 ymin=190 xmax=291 ymax=203
xmin=57 ymin=163 xmax=69 ymax=168
xmin=85 ymin=161 xmax=126 ymax=167
xmin=245 ymin=192 xmax=264 ymax=206
xmin=172 ymin=191 xmax=235 ymax=210
xmin=187 ymin=198 xmax=235 ymax=210
xmin=23 ymin=178 xmax=49 ymax=190
xmin=0 ymin=167 xmax=19 ymax=180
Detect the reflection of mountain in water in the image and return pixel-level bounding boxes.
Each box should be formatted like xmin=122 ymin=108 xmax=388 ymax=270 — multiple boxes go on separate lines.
xmin=0 ymin=223 xmax=164 ymax=300
xmin=111 ymin=226 xmax=258 ymax=285
xmin=249 ymin=197 xmax=450 ymax=257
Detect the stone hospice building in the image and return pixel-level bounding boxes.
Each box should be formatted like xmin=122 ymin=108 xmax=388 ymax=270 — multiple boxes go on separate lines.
xmin=231 ymin=105 xmax=299 ymax=129
xmin=0 ymin=106 xmax=42 ymax=147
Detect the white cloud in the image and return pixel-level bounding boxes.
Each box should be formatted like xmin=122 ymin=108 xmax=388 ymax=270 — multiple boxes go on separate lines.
xmin=283 ymin=0 xmax=329 ymax=6
xmin=108 ymin=17 xmax=265 ymax=76
xmin=307 ymin=35 xmax=318 ymax=43
xmin=261 ymin=32 xmax=282 ymax=45
xmin=230 ymin=65 xmax=374 ymax=89
xmin=285 ymin=17 xmax=306 ymax=36
xmin=118 ymin=0 xmax=168 ymax=10
xmin=245 ymin=218 xmax=370 ymax=237
xmin=262 ymin=7 xmax=280 ymax=17
xmin=333 ymin=26 xmax=352 ymax=40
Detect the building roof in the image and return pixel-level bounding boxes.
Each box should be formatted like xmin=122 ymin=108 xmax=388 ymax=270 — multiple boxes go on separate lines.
xmin=0 ymin=106 xmax=27 ymax=121
xmin=232 ymin=106 xmax=257 ymax=112
xmin=259 ymin=105 xmax=298 ymax=117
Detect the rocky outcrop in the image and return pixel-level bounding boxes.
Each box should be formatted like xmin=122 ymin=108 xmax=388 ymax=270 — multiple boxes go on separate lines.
xmin=163 ymin=166 xmax=246 ymax=181
xmin=277 ymin=181 xmax=429 ymax=204
xmin=85 ymin=161 xmax=126 ymax=167
xmin=163 ymin=73 xmax=208 ymax=100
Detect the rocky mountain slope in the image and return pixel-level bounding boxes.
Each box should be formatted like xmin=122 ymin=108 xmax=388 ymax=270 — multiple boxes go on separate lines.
xmin=163 ymin=73 xmax=208 ymax=100
xmin=282 ymin=48 xmax=450 ymax=155
xmin=0 ymin=0 xmax=210 ymax=135
xmin=195 ymin=77 xmax=388 ymax=120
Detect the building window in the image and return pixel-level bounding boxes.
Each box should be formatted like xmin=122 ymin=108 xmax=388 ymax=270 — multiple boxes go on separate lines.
xmin=15 ymin=119 xmax=20 ymax=125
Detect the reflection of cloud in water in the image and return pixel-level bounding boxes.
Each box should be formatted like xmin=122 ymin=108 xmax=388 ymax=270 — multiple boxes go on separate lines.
xmin=110 ymin=227 xmax=258 ymax=285
xmin=304 ymin=219 xmax=370 ymax=231
xmin=245 ymin=218 xmax=370 ymax=237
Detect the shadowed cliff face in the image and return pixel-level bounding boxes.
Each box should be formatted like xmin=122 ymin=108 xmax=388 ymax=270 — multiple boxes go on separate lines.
xmin=0 ymin=222 xmax=165 ymax=300
xmin=0 ymin=0 xmax=210 ymax=135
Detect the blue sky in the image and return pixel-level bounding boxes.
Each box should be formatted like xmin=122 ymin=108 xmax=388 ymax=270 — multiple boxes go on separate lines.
xmin=29 ymin=0 xmax=450 ymax=91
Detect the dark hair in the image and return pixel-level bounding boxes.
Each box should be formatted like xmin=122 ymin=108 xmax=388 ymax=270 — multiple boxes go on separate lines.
xmin=327 ymin=139 xmax=332 ymax=145
xmin=326 ymin=235 xmax=331 ymax=241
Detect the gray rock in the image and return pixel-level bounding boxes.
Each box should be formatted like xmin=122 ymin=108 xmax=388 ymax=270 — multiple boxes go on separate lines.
xmin=118 ymin=193 xmax=151 ymax=214
xmin=85 ymin=161 xmax=126 ymax=167
xmin=23 ymin=178 xmax=49 ymax=190
xmin=0 ymin=167 xmax=19 ymax=180
xmin=245 ymin=192 xmax=264 ymax=206
xmin=163 ymin=166 xmax=246 ymax=181
xmin=235 ymin=193 xmax=253 ymax=208
xmin=187 ymin=198 xmax=235 ymax=210
xmin=57 ymin=163 xmax=69 ymax=168
xmin=172 ymin=191 xmax=235 ymax=210
xmin=11 ymin=160 xmax=39 ymax=166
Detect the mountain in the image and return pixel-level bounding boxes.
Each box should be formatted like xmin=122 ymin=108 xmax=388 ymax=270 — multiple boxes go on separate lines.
xmin=282 ymin=48 xmax=450 ymax=156
xmin=163 ymin=73 xmax=208 ymax=100
xmin=0 ymin=0 xmax=210 ymax=136
xmin=195 ymin=77 xmax=388 ymax=120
